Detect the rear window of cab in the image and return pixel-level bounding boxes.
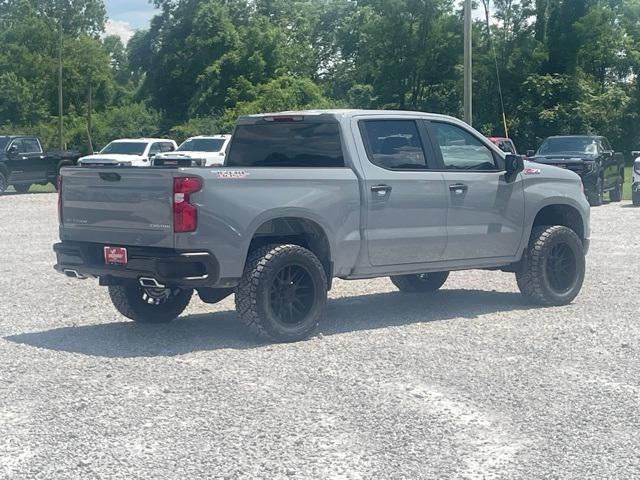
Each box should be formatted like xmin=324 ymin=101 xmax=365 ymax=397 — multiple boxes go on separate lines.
xmin=226 ymin=122 xmax=344 ymax=167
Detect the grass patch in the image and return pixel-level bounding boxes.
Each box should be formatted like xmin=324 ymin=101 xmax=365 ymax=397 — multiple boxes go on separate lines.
xmin=5 ymin=183 xmax=56 ymax=194
xmin=624 ymin=166 xmax=633 ymax=201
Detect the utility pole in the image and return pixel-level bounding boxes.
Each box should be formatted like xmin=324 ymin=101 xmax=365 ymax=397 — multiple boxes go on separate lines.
xmin=464 ymin=0 xmax=472 ymax=126
xmin=58 ymin=19 xmax=64 ymax=150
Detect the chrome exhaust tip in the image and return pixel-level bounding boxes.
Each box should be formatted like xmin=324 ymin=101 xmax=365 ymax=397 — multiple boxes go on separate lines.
xmin=63 ymin=269 xmax=88 ymax=280
xmin=139 ymin=277 xmax=165 ymax=289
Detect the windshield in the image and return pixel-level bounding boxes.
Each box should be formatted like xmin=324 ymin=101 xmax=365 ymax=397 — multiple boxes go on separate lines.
xmin=100 ymin=142 xmax=147 ymax=155
xmin=0 ymin=138 xmax=9 ymax=150
xmin=538 ymin=137 xmax=598 ymax=155
xmin=177 ymin=138 xmax=225 ymax=152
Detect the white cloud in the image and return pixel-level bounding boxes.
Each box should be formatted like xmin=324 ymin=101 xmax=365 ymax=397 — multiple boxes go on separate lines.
xmin=105 ymin=19 xmax=134 ymax=44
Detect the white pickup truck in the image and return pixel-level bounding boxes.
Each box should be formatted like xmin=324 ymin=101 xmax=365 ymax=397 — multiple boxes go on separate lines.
xmin=152 ymin=135 xmax=231 ymax=167
xmin=78 ymin=138 xmax=177 ymax=167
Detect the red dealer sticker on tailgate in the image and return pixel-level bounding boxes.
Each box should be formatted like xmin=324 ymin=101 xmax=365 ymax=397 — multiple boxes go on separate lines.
xmin=104 ymin=246 xmax=128 ymax=265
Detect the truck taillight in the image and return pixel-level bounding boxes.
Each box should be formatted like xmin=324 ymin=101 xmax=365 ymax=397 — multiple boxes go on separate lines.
xmin=173 ymin=177 xmax=202 ymax=233
xmin=57 ymin=175 xmax=63 ymax=224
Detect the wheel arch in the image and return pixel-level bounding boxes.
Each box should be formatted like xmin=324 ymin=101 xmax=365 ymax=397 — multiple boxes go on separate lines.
xmin=246 ymin=215 xmax=333 ymax=287
xmin=531 ymin=203 xmax=586 ymax=244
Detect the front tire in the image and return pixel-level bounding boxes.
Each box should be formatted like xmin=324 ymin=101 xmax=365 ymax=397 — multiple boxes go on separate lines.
xmin=0 ymin=173 xmax=7 ymax=194
xmin=633 ymin=190 xmax=640 ymax=207
xmin=13 ymin=184 xmax=31 ymax=194
xmin=587 ymin=177 xmax=603 ymax=206
xmin=108 ymin=281 xmax=193 ymax=323
xmin=391 ymin=272 xmax=449 ymax=293
xmin=609 ymin=176 xmax=623 ymax=202
xmin=516 ymin=226 xmax=585 ymax=306
xmin=235 ymin=244 xmax=327 ymax=343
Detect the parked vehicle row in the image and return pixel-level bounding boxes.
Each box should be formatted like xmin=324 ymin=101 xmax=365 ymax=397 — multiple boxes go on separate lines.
xmin=78 ymin=135 xmax=232 ymax=168
xmin=0 ymin=135 xmax=80 ymax=194
xmin=0 ymin=133 xmax=233 ymax=194
xmin=54 ymin=109 xmax=590 ymax=343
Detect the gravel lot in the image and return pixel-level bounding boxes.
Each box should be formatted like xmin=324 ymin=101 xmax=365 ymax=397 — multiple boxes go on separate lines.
xmin=1 ymin=192 xmax=639 ymax=479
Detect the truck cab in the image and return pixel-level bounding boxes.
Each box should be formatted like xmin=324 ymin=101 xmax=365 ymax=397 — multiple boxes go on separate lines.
xmin=54 ymin=110 xmax=590 ymax=343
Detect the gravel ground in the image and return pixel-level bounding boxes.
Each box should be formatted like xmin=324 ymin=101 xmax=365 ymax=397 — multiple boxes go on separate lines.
xmin=1 ymin=192 xmax=639 ymax=479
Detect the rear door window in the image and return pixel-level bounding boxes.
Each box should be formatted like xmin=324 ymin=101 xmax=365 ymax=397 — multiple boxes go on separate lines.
xmin=227 ymin=122 xmax=344 ymax=167
xmin=358 ymin=120 xmax=428 ymax=170
xmin=22 ymin=138 xmax=41 ymax=153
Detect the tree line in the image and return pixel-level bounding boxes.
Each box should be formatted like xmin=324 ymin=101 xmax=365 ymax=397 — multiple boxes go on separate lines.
xmin=2 ymin=0 xmax=640 ymax=157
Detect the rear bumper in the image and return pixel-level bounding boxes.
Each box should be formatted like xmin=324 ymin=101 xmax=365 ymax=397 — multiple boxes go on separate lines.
xmin=53 ymin=241 xmax=219 ymax=287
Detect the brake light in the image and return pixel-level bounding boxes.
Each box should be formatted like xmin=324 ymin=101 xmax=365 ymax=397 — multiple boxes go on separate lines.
xmin=57 ymin=175 xmax=63 ymax=224
xmin=173 ymin=177 xmax=202 ymax=233
xmin=264 ymin=115 xmax=304 ymax=122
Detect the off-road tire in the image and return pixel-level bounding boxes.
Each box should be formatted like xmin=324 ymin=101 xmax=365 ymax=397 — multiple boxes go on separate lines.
xmin=516 ymin=226 xmax=585 ymax=306
xmin=609 ymin=176 xmax=623 ymax=202
xmin=0 ymin=173 xmax=7 ymax=194
xmin=390 ymin=272 xmax=450 ymax=293
xmin=587 ymin=178 xmax=603 ymax=206
xmin=108 ymin=281 xmax=193 ymax=324
xmin=235 ymin=244 xmax=327 ymax=343
xmin=13 ymin=184 xmax=31 ymax=194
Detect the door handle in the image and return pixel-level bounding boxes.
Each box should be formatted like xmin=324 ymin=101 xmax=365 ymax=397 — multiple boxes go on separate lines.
xmin=371 ymin=185 xmax=392 ymax=196
xmin=449 ymin=183 xmax=468 ymax=194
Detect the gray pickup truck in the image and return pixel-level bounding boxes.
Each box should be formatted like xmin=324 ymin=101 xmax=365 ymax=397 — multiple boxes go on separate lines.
xmin=54 ymin=110 xmax=590 ymax=342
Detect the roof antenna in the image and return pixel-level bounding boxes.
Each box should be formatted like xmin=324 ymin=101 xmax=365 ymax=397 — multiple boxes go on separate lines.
xmin=481 ymin=0 xmax=509 ymax=138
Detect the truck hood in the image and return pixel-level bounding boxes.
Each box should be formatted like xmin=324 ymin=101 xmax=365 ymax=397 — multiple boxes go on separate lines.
xmin=156 ymin=151 xmax=225 ymax=159
xmin=78 ymin=154 xmax=144 ymax=165
xmin=155 ymin=151 xmax=225 ymax=165
xmin=523 ymin=159 xmax=582 ymax=181
xmin=530 ymin=154 xmax=595 ymax=163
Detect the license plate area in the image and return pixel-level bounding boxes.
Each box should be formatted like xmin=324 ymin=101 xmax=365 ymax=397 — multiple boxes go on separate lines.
xmin=104 ymin=246 xmax=128 ymax=265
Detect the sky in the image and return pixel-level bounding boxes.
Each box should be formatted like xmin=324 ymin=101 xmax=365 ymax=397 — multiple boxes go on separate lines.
xmin=104 ymin=0 xmax=158 ymax=43
xmin=103 ymin=0 xmax=489 ymax=44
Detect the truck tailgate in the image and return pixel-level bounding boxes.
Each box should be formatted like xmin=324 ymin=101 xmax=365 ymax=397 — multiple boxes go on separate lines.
xmin=60 ymin=168 xmax=176 ymax=248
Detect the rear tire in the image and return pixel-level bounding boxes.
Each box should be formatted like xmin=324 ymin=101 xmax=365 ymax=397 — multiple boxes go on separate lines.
xmin=0 ymin=173 xmax=7 ymax=194
xmin=235 ymin=244 xmax=327 ymax=343
xmin=390 ymin=272 xmax=450 ymax=293
xmin=587 ymin=177 xmax=603 ymax=206
xmin=633 ymin=190 xmax=640 ymax=207
xmin=609 ymin=176 xmax=622 ymax=202
xmin=13 ymin=184 xmax=31 ymax=194
xmin=516 ymin=226 xmax=585 ymax=306
xmin=108 ymin=281 xmax=193 ymax=324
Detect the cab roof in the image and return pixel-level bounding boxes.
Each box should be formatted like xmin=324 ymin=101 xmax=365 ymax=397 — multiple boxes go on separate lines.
xmin=237 ymin=109 xmax=460 ymax=124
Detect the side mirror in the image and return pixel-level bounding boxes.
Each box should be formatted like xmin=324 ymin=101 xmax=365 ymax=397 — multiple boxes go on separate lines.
xmin=7 ymin=144 xmax=18 ymax=154
xmin=526 ymin=150 xmax=535 ymax=158
xmin=505 ymin=154 xmax=524 ymax=181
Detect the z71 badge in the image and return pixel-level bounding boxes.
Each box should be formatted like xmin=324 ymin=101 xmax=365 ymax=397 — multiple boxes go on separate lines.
xmin=215 ymin=170 xmax=249 ymax=179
